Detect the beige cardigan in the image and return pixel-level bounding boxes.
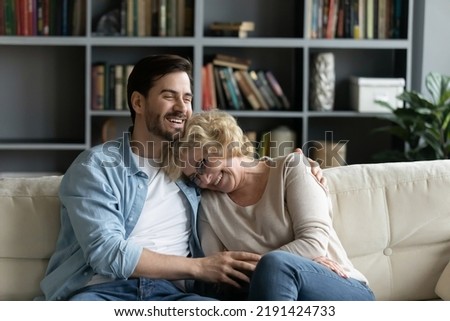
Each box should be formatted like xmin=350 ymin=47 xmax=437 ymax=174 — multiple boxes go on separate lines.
xmin=198 ymin=153 xmax=368 ymax=284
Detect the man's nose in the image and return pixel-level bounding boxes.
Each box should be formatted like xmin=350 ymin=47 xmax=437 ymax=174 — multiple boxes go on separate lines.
xmin=198 ymin=172 xmax=213 ymax=185
xmin=173 ymin=96 xmax=189 ymax=112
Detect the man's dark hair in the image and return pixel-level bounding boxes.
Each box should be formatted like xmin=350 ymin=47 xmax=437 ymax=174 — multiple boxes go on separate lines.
xmin=127 ymin=54 xmax=193 ymax=124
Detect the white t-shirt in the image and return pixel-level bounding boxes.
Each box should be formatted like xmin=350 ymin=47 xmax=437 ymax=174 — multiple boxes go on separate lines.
xmin=88 ymin=154 xmax=190 ymax=287
xmin=128 ymin=154 xmax=190 ymax=257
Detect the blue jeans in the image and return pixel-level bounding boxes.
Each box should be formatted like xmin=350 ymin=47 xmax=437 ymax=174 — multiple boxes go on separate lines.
xmin=69 ymin=278 xmax=217 ymax=301
xmin=248 ymin=251 xmax=376 ymax=301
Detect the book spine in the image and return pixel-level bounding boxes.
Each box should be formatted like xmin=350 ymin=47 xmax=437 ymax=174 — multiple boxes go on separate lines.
xmin=176 ymin=0 xmax=185 ymax=36
xmin=123 ymin=64 xmax=134 ymax=110
xmin=241 ymin=70 xmax=269 ymax=110
xmin=158 ymin=0 xmax=167 ymax=36
xmin=206 ymin=63 xmax=217 ymax=109
xmin=137 ymin=0 xmax=146 ymax=36
xmin=366 ymin=0 xmax=374 ymax=39
xmin=108 ymin=64 xmax=116 ymax=110
xmin=257 ymin=70 xmax=283 ymax=109
xmin=265 ymin=70 xmax=290 ymax=109
xmin=114 ymin=65 xmax=124 ymax=110
xmin=213 ymin=66 xmax=227 ymax=110
xmin=234 ymin=70 xmax=261 ymax=110
xmin=92 ymin=63 xmax=106 ymax=110
xmin=222 ymin=67 xmax=242 ymax=110
xmin=249 ymin=70 xmax=276 ymax=109
xmin=217 ymin=67 xmax=234 ymax=109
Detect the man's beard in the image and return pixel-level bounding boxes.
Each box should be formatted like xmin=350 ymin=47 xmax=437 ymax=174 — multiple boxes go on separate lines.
xmin=145 ymin=113 xmax=183 ymax=142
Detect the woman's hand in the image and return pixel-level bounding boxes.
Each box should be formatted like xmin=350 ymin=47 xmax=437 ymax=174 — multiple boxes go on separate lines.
xmin=313 ymin=256 xmax=348 ymax=278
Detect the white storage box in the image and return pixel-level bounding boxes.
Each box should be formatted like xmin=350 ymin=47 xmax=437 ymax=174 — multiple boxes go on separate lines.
xmin=350 ymin=77 xmax=405 ymax=112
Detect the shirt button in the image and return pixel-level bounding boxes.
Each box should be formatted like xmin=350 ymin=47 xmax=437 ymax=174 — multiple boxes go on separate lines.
xmin=138 ymin=184 xmax=143 ymax=189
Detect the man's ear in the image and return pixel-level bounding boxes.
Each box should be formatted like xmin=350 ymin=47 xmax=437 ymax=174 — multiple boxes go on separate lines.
xmin=130 ymin=91 xmax=144 ymax=114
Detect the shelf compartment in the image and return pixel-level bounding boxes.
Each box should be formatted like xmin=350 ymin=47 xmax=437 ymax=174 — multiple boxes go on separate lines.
xmin=307 ymin=116 xmax=402 ymax=165
xmin=0 ymin=45 xmax=85 ymax=144
xmin=203 ymin=46 xmax=303 ymax=111
xmin=203 ymin=0 xmax=302 ymax=38
xmin=0 ymin=150 xmax=84 ymax=174
xmin=308 ymin=48 xmax=408 ymax=111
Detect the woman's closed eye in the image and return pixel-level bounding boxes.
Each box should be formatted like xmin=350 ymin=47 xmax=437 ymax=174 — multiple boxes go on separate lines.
xmin=187 ymin=159 xmax=207 ymax=187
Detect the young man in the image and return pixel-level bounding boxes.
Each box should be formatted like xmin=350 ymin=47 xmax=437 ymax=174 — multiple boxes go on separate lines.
xmin=39 ymin=54 xmax=260 ymax=301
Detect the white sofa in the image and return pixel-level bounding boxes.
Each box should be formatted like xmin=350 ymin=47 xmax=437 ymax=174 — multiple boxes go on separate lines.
xmin=1 ymin=160 xmax=449 ymax=301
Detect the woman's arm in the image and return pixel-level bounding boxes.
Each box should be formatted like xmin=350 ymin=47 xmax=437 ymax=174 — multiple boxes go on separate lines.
xmin=278 ymin=154 xmax=332 ymax=259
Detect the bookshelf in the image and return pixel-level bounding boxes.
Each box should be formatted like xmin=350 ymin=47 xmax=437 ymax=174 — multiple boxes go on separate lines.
xmin=0 ymin=0 xmax=414 ymax=174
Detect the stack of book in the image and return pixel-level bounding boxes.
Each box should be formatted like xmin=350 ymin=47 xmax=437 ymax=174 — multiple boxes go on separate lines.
xmin=91 ymin=63 xmax=134 ymax=111
xmin=305 ymin=0 xmax=404 ymax=39
xmin=0 ymin=0 xmax=86 ymax=36
xmin=209 ymin=21 xmax=255 ymax=38
xmin=201 ymin=54 xmax=291 ymax=112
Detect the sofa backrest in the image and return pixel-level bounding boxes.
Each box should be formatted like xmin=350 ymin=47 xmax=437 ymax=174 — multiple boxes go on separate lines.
xmin=324 ymin=160 xmax=450 ymax=300
xmin=0 ymin=176 xmax=62 ymax=300
xmin=1 ymin=160 xmax=449 ymax=300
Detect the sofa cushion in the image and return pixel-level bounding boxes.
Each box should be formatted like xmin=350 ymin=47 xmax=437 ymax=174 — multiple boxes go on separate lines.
xmin=435 ymin=260 xmax=450 ymax=300
xmin=324 ymin=160 xmax=450 ymax=301
xmin=0 ymin=176 xmax=62 ymax=300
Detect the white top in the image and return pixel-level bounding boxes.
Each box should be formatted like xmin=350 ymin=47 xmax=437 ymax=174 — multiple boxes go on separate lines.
xmin=88 ymin=154 xmax=190 ymax=287
xmin=128 ymin=154 xmax=190 ymax=257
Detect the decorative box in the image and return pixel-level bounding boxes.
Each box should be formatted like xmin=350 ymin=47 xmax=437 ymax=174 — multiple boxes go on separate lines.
xmin=350 ymin=77 xmax=405 ymax=112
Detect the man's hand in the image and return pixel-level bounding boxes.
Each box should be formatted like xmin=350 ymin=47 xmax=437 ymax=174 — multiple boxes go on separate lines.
xmin=195 ymin=251 xmax=261 ymax=288
xmin=294 ymin=148 xmax=327 ymax=188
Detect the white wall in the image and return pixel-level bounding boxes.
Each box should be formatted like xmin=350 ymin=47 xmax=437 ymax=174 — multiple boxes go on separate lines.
xmin=412 ymin=0 xmax=450 ymax=93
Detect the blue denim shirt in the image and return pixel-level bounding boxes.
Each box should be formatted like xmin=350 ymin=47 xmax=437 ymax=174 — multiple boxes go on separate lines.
xmin=39 ymin=133 xmax=203 ymax=300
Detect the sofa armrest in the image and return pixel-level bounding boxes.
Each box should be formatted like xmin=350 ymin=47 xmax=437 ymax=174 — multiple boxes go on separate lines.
xmin=435 ymin=260 xmax=450 ymax=300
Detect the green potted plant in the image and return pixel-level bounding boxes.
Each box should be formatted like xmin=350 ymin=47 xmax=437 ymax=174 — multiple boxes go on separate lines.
xmin=374 ymin=72 xmax=450 ymax=161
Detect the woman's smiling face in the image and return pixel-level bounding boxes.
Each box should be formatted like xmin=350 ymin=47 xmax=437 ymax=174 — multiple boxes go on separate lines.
xmin=180 ymin=147 xmax=245 ymax=193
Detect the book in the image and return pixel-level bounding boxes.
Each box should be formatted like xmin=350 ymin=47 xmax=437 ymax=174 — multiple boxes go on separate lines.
xmin=72 ymin=0 xmax=86 ymax=36
xmin=206 ymin=63 xmax=217 ymax=109
xmin=209 ymin=21 xmax=255 ymax=38
xmin=212 ymin=53 xmax=251 ymax=70
xmin=0 ymin=0 xmax=4 ymax=35
xmin=158 ymin=0 xmax=167 ymax=36
xmin=137 ymin=0 xmax=146 ymax=36
xmin=240 ymin=70 xmax=269 ymax=110
xmin=366 ymin=0 xmax=374 ymax=39
xmin=166 ymin=0 xmax=177 ymax=36
xmin=233 ymin=70 xmax=261 ymax=110
xmin=265 ymin=70 xmax=290 ymax=109
xmin=122 ymin=64 xmax=134 ymax=110
xmin=213 ymin=66 xmax=227 ymax=109
xmin=378 ymin=0 xmax=387 ymax=39
xmin=107 ymin=64 xmax=116 ymax=110
xmin=114 ymin=65 xmax=124 ymax=110
xmin=201 ymin=65 xmax=212 ymax=110
xmin=257 ymin=70 xmax=283 ymax=109
xmin=325 ymin=0 xmax=336 ymax=39
xmin=92 ymin=63 xmax=106 ymax=110
xmin=249 ymin=70 xmax=277 ymax=109
xmin=224 ymin=67 xmax=245 ymax=110
xmin=201 ymin=64 xmax=217 ymax=111
xmin=217 ymin=67 xmax=235 ymax=109
xmin=209 ymin=21 xmax=255 ymax=31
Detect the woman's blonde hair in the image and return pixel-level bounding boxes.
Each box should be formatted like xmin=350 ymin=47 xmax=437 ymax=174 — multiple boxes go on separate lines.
xmin=165 ymin=110 xmax=255 ymax=181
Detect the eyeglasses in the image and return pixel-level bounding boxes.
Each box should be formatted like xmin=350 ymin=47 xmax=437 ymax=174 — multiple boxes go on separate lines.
xmin=187 ymin=158 xmax=207 ymax=187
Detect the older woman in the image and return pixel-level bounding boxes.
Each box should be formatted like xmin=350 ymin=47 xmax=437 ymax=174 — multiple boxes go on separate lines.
xmin=166 ymin=110 xmax=375 ymax=301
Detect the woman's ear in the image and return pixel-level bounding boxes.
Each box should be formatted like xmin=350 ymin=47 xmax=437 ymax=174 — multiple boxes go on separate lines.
xmin=130 ymin=91 xmax=144 ymax=115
